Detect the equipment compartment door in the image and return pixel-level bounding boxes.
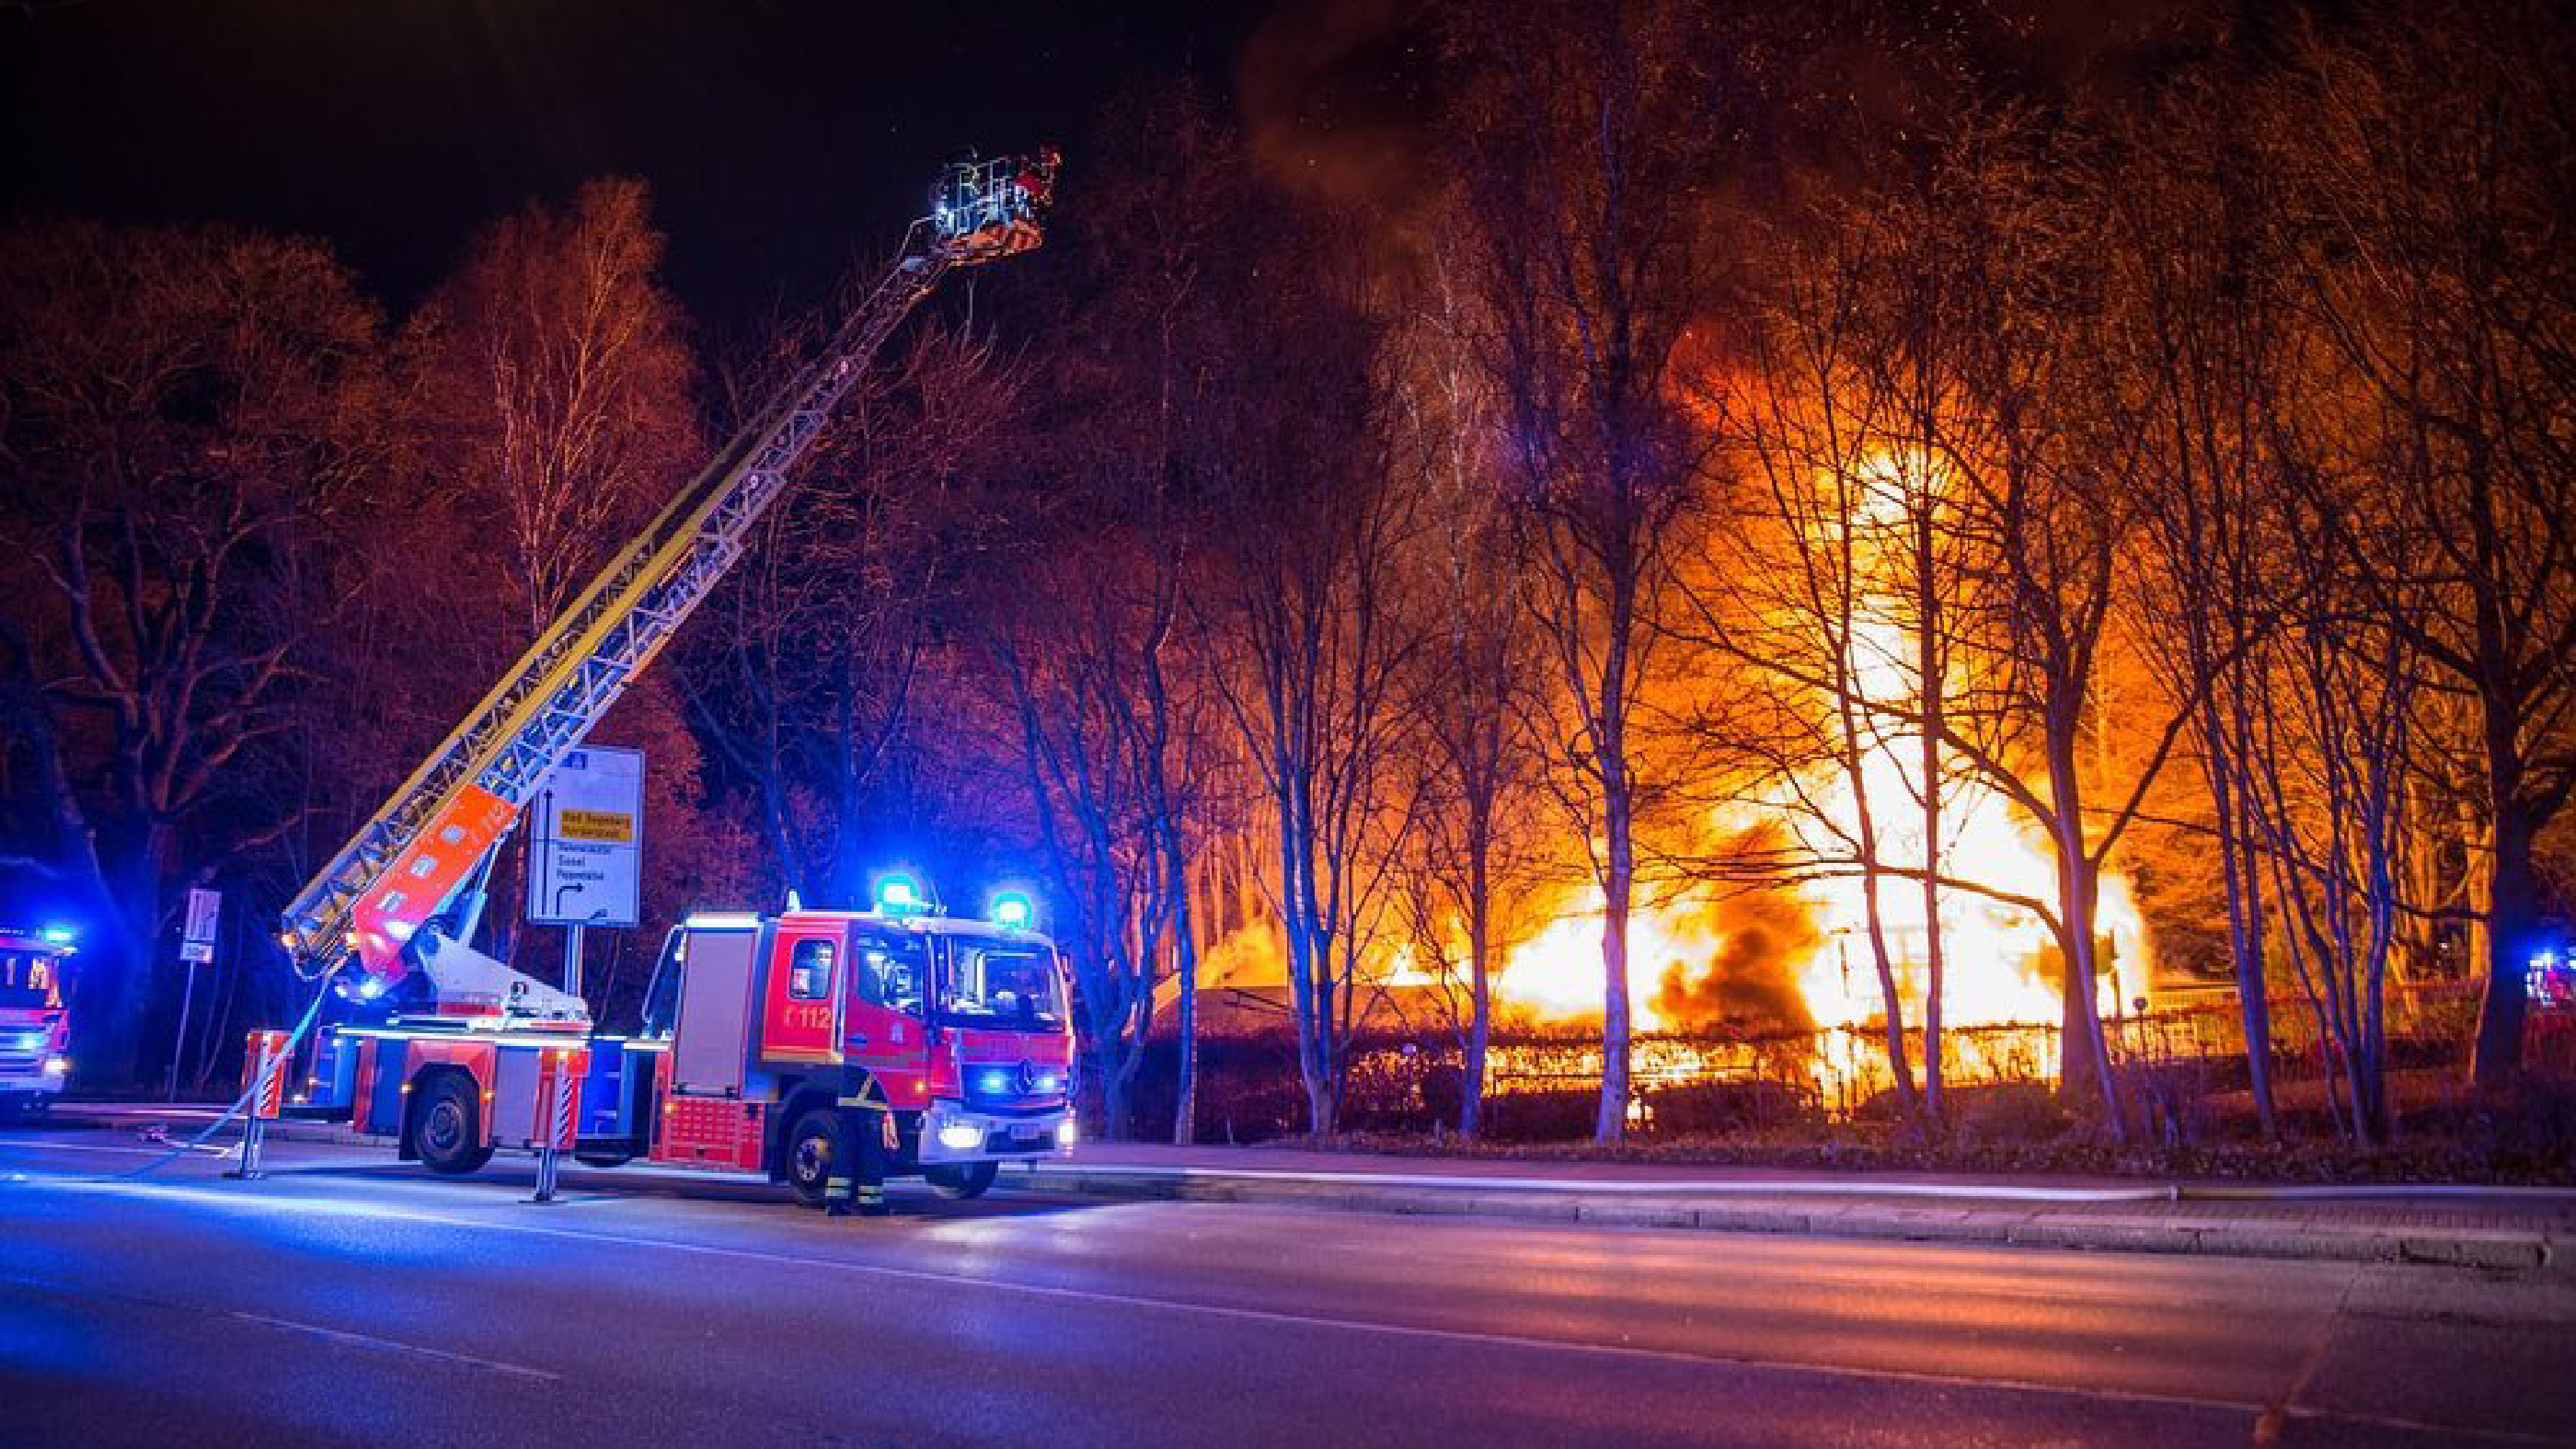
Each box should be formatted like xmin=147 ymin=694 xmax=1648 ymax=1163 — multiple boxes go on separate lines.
xmin=671 ymin=925 xmax=761 ymax=1096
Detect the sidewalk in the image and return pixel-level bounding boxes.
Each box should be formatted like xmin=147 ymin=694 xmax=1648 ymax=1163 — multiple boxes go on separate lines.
xmin=53 ymin=1103 xmax=2576 ymax=1274
xmin=1017 ymin=1142 xmax=2576 ymax=1276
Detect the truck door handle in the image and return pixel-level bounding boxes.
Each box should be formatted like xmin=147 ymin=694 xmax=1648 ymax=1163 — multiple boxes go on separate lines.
xmin=847 ymin=1034 xmax=868 ymax=1048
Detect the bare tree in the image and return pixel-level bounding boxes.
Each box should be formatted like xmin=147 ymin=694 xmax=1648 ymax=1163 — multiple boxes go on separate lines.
xmin=679 ymin=326 xmax=1014 ymax=903
xmin=1385 ymin=237 xmax=1545 ymax=1137
xmin=2260 ymin=3 xmax=2576 ymax=1089
xmin=2238 ymin=489 xmax=2428 ymax=1144
xmin=402 ymin=178 xmax=700 ymax=636
xmin=0 ymin=220 xmax=384 ymax=1081
xmin=1199 ymin=206 xmax=1418 ymax=1138
xmin=2100 ymin=80 xmax=2306 ymax=1137
xmin=1444 ymin=0 xmax=1738 ymax=1142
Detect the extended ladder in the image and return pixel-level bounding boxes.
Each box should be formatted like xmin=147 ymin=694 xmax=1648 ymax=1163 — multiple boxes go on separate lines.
xmin=281 ymin=155 xmax=1056 ymax=986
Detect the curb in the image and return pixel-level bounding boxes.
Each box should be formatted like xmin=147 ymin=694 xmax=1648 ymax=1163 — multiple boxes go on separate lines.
xmin=1014 ymin=1164 xmax=2573 ymax=1278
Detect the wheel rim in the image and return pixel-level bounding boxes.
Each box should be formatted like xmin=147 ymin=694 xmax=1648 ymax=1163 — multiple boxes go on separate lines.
xmin=793 ymin=1131 xmax=829 ymax=1188
xmin=423 ymin=1096 xmax=466 ymax=1156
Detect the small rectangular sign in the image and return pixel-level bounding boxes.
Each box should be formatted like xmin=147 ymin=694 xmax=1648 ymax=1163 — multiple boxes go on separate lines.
xmin=178 ymin=941 xmax=213 ymax=964
xmin=558 ymin=808 xmax=634 ymax=843
xmin=527 ymin=746 xmax=643 ymax=927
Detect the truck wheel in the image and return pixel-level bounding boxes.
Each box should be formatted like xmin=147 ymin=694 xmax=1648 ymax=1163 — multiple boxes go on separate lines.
xmin=926 ymin=1160 xmax=999 ymax=1200
xmin=413 ymin=1075 xmax=494 ymax=1175
xmin=784 ymin=1107 xmax=838 ymax=1208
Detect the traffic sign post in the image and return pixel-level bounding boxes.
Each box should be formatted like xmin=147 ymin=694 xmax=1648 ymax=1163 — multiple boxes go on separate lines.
xmin=169 ymin=889 xmax=221 ymax=1099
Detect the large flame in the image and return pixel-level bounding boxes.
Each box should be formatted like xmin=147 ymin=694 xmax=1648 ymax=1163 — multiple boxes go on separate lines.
xmin=1496 ymin=446 xmax=2151 ymax=1041
xmin=1494 ymin=797 xmax=2150 ymax=1036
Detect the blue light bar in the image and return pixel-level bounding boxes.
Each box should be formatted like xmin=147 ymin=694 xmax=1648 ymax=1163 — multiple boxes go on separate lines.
xmin=40 ymin=925 xmax=75 ymax=946
xmin=990 ymin=891 xmax=1033 ymax=929
xmin=877 ymin=875 xmax=925 ymax=914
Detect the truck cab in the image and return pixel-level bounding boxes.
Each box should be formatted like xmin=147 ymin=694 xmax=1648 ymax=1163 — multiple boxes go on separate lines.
xmin=0 ymin=927 xmax=75 ymax=1117
xmin=640 ymin=902 xmax=1077 ymax=1202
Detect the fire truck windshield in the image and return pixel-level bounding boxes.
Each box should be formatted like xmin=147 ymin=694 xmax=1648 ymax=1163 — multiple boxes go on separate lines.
xmin=0 ymin=950 xmax=61 ymax=1009
xmin=936 ymin=941 xmax=1064 ymax=1027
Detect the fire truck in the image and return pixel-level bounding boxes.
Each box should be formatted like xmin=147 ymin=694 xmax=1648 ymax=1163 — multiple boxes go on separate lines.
xmin=0 ymin=926 xmax=76 ymax=1119
xmin=271 ymin=155 xmax=1074 ymax=1204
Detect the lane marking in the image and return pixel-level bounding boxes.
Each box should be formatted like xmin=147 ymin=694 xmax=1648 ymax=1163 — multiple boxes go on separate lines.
xmin=227 ymin=1309 xmax=560 ymax=1382
xmin=25 ymin=1174 xmax=2574 ymax=1445
xmin=0 ymin=1273 xmax=561 ymax=1385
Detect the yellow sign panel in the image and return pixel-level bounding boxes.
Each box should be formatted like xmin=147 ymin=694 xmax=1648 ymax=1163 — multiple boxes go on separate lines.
xmin=558 ymin=808 xmax=634 ymax=843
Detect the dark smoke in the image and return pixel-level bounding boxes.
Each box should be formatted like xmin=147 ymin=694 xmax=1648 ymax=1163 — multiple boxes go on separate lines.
xmin=1650 ymin=888 xmax=1820 ymax=1035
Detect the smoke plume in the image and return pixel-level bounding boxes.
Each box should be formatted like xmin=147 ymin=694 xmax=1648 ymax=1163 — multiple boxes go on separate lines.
xmin=1650 ymin=888 xmax=1819 ymax=1035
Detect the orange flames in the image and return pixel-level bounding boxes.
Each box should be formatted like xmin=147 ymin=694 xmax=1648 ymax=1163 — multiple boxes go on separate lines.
xmin=1494 ymin=447 xmax=2152 ymax=1042
xmin=1493 ymin=790 xmax=2152 ymax=1037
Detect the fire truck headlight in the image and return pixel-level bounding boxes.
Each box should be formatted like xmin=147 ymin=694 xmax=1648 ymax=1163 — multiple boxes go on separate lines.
xmin=13 ymin=1031 xmax=40 ymax=1052
xmin=936 ymin=1122 xmax=983 ymax=1153
xmin=1056 ymin=1120 xmax=1078 ymax=1148
xmin=42 ymin=1055 xmax=69 ymax=1077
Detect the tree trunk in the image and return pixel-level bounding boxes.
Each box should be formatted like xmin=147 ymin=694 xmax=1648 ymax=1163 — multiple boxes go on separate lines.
xmin=1167 ymin=835 xmax=1201 ymax=1146
xmin=2045 ymin=723 xmax=2124 ymax=1139
xmin=1461 ymin=845 xmax=1491 ymax=1140
xmin=1096 ymin=1055 xmax=1130 ymax=1143
xmin=2471 ymin=802 xmax=2537 ymax=1091
xmin=1916 ymin=536 xmax=1948 ymax=1121
xmin=1595 ymin=773 xmax=1634 ymax=1144
xmin=95 ymin=818 xmax=174 ymax=1087
xmin=2210 ymin=684 xmax=2279 ymax=1139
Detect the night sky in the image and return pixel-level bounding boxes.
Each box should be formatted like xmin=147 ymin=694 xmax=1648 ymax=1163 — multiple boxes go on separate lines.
xmin=1 ymin=0 xmax=1276 ymax=333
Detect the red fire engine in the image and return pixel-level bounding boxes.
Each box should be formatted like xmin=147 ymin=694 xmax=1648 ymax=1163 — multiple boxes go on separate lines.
xmin=271 ymin=155 xmax=1071 ymax=1205
xmin=304 ymin=885 xmax=1076 ymax=1202
xmin=0 ymin=925 xmax=76 ymax=1119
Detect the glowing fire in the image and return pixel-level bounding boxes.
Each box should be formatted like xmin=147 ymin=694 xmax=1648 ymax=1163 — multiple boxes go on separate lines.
xmin=1494 ymin=798 xmax=2150 ymax=1036
xmin=1495 ymin=447 xmax=2152 ymax=1040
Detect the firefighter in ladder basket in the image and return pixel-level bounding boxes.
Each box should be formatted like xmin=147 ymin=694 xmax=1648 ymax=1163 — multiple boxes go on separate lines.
xmin=825 ymin=1066 xmax=899 ymax=1218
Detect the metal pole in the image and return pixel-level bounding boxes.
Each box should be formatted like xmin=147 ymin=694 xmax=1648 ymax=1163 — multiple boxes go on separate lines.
xmin=166 ymin=961 xmax=197 ymax=1101
xmin=233 ymin=1111 xmax=266 ymax=1180
xmin=564 ymin=921 xmax=584 ymax=1005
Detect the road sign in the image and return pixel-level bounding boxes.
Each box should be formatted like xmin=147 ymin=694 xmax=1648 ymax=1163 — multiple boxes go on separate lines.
xmin=178 ymin=941 xmax=213 ymax=964
xmin=184 ymin=888 xmax=221 ymax=954
xmin=526 ymin=747 xmax=643 ymax=927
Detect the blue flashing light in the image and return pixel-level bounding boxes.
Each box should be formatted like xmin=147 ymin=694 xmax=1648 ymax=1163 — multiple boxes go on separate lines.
xmin=877 ymin=875 xmax=926 ymax=915
xmin=991 ymin=891 xmax=1034 ymax=930
xmin=40 ymin=925 xmax=75 ymax=947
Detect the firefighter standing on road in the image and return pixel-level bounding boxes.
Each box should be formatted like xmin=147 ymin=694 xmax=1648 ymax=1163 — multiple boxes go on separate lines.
xmin=824 ymin=1069 xmax=898 ymax=1218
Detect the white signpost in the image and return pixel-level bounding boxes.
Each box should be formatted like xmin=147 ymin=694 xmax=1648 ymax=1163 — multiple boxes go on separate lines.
xmin=526 ymin=747 xmax=643 ymax=1002
xmin=170 ymin=888 xmax=221 ymax=1098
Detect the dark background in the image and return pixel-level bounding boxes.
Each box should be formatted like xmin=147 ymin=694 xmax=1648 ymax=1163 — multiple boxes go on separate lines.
xmin=0 ymin=0 xmax=1276 ymax=331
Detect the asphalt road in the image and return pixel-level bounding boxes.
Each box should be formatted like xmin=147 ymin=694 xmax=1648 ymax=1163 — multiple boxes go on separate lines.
xmin=3 ymin=1121 xmax=2570 ymax=1449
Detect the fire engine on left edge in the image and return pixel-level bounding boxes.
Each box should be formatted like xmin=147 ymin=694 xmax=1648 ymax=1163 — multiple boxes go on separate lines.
xmin=0 ymin=925 xmax=76 ymax=1119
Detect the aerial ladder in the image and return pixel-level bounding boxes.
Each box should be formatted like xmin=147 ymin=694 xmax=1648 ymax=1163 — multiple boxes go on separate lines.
xmin=275 ymin=154 xmax=1059 ymax=1028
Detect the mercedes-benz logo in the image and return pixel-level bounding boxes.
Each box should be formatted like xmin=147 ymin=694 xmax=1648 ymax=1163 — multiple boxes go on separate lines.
xmin=1015 ymin=1060 xmax=1038 ymax=1093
